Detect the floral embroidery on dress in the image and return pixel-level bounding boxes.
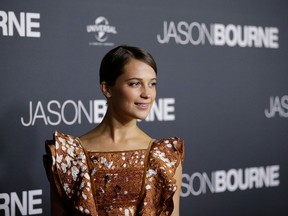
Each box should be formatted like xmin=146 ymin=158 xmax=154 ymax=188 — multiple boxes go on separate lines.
xmin=44 ymin=131 xmax=184 ymax=216
xmin=45 ymin=131 xmax=97 ymax=215
xmin=139 ymin=137 xmax=184 ymax=216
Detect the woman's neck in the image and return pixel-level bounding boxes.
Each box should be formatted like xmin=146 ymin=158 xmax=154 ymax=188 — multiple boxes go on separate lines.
xmin=97 ymin=113 xmax=140 ymax=144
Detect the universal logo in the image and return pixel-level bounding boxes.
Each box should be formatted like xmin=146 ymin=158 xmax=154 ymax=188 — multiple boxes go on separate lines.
xmin=86 ymin=16 xmax=117 ymax=46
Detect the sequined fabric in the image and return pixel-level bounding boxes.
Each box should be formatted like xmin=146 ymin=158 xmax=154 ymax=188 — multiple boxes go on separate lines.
xmin=90 ymin=150 xmax=147 ymax=215
xmin=44 ymin=131 xmax=184 ymax=216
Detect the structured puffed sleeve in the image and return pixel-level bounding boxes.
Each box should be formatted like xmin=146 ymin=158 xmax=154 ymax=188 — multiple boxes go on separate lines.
xmin=43 ymin=131 xmax=98 ymax=216
xmin=138 ymin=137 xmax=184 ymax=216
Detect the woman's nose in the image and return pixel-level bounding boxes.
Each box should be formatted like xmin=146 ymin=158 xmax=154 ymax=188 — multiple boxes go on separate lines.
xmin=140 ymin=86 xmax=151 ymax=99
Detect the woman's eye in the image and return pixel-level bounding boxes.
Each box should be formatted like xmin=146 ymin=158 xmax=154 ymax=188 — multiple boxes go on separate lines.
xmin=129 ymin=82 xmax=140 ymax=87
xmin=150 ymin=82 xmax=157 ymax=87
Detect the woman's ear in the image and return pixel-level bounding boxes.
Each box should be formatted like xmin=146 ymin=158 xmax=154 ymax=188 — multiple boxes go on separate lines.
xmin=100 ymin=82 xmax=112 ymax=98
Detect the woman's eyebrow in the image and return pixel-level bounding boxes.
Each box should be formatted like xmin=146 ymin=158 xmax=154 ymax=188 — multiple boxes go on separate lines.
xmin=125 ymin=77 xmax=157 ymax=81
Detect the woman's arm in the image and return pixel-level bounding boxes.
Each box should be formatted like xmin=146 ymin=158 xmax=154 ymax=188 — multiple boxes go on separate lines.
xmin=50 ymin=178 xmax=70 ymax=216
xmin=171 ymin=163 xmax=183 ymax=216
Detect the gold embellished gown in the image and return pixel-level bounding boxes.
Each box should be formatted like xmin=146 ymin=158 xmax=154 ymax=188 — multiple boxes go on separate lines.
xmin=44 ymin=131 xmax=184 ymax=216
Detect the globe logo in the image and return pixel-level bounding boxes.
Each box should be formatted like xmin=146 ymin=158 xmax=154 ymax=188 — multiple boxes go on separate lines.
xmin=87 ymin=16 xmax=117 ymax=43
xmin=94 ymin=16 xmax=109 ymax=42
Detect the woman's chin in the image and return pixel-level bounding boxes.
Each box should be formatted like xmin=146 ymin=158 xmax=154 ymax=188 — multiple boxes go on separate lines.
xmin=136 ymin=115 xmax=149 ymax=121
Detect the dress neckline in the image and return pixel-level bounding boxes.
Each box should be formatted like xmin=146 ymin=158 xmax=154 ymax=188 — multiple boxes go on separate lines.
xmin=76 ymin=137 xmax=155 ymax=153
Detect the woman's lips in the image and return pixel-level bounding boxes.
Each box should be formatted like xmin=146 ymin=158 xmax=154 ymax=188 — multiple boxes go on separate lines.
xmin=135 ymin=103 xmax=150 ymax=109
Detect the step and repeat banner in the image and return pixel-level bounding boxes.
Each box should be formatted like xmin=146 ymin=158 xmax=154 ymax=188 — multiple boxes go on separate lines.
xmin=1 ymin=0 xmax=288 ymax=215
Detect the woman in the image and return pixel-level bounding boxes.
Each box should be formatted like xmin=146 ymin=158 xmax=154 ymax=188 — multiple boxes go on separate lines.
xmin=44 ymin=45 xmax=184 ymax=216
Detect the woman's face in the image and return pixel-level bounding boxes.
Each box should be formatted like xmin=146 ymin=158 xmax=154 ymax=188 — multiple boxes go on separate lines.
xmin=107 ymin=59 xmax=157 ymax=121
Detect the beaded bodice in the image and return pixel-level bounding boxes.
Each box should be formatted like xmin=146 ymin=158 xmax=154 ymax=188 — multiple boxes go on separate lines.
xmin=89 ymin=150 xmax=148 ymax=215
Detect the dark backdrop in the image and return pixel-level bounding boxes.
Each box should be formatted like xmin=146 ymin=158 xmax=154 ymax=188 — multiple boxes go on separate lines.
xmin=1 ymin=1 xmax=288 ymax=215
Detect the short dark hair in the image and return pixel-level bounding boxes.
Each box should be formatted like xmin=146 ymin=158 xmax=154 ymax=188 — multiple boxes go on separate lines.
xmin=99 ymin=45 xmax=157 ymax=86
